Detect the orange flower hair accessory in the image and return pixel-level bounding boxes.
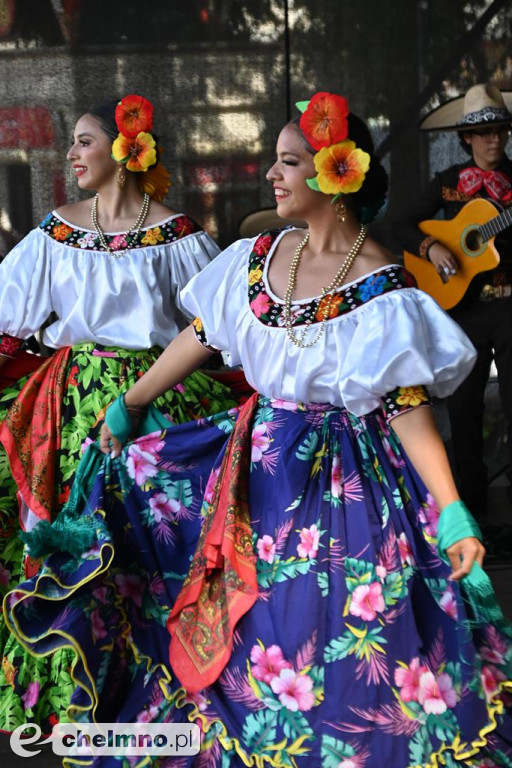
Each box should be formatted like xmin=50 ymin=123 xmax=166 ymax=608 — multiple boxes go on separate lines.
xmin=111 ymin=94 xmax=171 ymax=199
xmin=296 ymin=93 xmax=371 ymax=201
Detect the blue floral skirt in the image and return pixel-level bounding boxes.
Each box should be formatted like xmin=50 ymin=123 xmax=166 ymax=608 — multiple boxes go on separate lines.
xmin=5 ymin=397 xmax=512 ymax=767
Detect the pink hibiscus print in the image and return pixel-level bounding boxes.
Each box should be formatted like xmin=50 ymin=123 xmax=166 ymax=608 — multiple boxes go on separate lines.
xmin=270 ymin=398 xmax=298 ymax=411
xmin=204 ymin=467 xmax=220 ymax=504
xmin=126 ymin=444 xmax=159 ymax=485
xmin=91 ymin=608 xmax=108 ymax=640
xmin=21 ymin=681 xmax=40 ymax=710
xmin=92 ymin=586 xmax=109 ymax=604
xmin=251 ymin=423 xmax=270 ymax=462
xmin=419 ymin=493 xmax=440 ymax=537
xmin=250 ymin=292 xmax=271 ymax=318
xmin=149 ymin=493 xmax=180 ymax=523
xmin=136 ymin=705 xmax=159 ymax=722
xmin=331 ymin=455 xmax=342 ymax=499
xmin=81 ymin=436 xmax=94 ymax=454
xmin=349 ymin=581 xmax=385 ymax=622
xmin=250 ymin=644 xmax=292 ymax=684
xmin=297 ymin=524 xmax=320 ymax=559
xmin=480 ymin=627 xmax=507 ymax=665
xmin=270 ymin=668 xmax=315 ymax=712
xmin=397 ymin=532 xmax=415 ymax=566
xmin=136 ymin=432 xmax=165 ymax=455
xmin=376 ymin=564 xmax=387 ymax=582
xmin=114 ymin=573 xmax=144 ymax=607
xmin=417 ymin=670 xmax=457 ymax=714
xmin=394 ymin=657 xmax=428 ymax=702
xmin=481 ymin=664 xmax=507 ymax=700
xmin=173 ymin=382 xmax=186 ymax=394
xmin=439 ymin=587 xmax=458 ymax=620
xmin=257 ymin=535 xmax=276 ymax=564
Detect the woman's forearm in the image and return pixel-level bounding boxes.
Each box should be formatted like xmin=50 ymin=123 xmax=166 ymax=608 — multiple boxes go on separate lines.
xmin=389 ymin=405 xmax=459 ymax=509
xmin=124 ymin=325 xmax=213 ymax=408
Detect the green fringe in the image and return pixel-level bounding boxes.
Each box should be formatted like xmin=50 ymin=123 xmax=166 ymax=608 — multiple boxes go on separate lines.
xmin=20 ymin=443 xmax=105 ymax=559
xmin=20 ymin=403 xmax=170 ymax=560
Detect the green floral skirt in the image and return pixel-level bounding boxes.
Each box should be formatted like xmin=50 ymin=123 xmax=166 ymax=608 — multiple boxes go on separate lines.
xmin=0 ymin=342 xmax=236 ymax=731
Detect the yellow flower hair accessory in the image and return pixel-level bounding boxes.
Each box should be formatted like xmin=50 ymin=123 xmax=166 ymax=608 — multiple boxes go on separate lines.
xmin=111 ymin=94 xmax=171 ymax=200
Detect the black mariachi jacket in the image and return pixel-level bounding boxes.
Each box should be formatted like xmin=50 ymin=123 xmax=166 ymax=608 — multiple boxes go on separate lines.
xmin=392 ymin=156 xmax=512 ymax=307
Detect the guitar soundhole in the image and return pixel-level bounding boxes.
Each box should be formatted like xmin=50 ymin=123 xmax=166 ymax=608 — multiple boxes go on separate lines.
xmin=464 ymin=228 xmax=483 ymax=253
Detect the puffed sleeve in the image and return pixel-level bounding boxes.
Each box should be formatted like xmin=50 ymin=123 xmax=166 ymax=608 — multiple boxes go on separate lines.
xmin=168 ymin=230 xmax=221 ymax=321
xmin=338 ymin=288 xmax=477 ymax=416
xmin=0 ymin=228 xmax=53 ymax=340
xmin=180 ymin=237 xmax=251 ymax=364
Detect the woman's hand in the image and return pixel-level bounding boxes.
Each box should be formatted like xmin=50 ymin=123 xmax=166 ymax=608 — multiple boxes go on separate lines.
xmin=99 ymin=421 xmax=124 ymax=457
xmin=446 ymin=536 xmax=485 ymax=581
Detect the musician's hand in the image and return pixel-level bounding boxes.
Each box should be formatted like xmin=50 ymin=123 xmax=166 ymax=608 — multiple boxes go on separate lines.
xmin=428 ymin=243 xmax=458 ymax=277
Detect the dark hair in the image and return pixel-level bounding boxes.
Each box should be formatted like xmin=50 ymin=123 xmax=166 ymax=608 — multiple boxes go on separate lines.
xmin=291 ymin=112 xmax=388 ymax=223
xmin=88 ymin=101 xmax=119 ymax=141
xmin=458 ymin=131 xmax=473 ymax=156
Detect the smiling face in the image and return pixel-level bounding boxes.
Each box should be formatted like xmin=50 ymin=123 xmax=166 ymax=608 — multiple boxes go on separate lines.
xmin=266 ymin=123 xmax=324 ymax=219
xmin=67 ymin=114 xmax=118 ymax=191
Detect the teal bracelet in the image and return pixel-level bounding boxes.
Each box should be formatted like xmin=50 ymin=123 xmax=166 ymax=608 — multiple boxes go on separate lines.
xmin=105 ymin=395 xmax=132 ymax=444
xmin=437 ymin=499 xmax=482 ymax=560
xmin=437 ymin=500 xmax=505 ymax=626
xmin=106 ymin=395 xmax=172 ymax=447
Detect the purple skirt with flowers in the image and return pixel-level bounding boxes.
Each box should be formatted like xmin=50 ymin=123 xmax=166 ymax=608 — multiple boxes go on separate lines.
xmin=5 ymin=396 xmax=512 ymax=767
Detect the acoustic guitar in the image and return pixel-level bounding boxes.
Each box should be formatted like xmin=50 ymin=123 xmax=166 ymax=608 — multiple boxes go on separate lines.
xmin=403 ymin=197 xmax=512 ymax=309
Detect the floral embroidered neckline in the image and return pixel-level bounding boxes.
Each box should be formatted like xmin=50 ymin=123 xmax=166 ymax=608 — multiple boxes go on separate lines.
xmin=247 ymin=228 xmax=417 ymax=327
xmin=39 ymin=212 xmax=201 ymax=251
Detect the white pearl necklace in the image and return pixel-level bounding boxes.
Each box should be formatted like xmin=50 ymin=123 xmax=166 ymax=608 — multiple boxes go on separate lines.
xmin=91 ymin=192 xmax=151 ymax=257
xmin=283 ymin=224 xmax=367 ymax=348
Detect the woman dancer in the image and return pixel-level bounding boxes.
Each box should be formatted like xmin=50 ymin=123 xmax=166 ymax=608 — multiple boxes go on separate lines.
xmin=0 ymin=94 xmax=235 ymax=730
xmin=7 ymin=92 xmax=512 ymax=766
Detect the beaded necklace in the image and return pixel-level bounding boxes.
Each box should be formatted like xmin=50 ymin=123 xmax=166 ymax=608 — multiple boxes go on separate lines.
xmin=283 ymin=225 xmax=367 ymax=348
xmin=91 ymin=193 xmax=151 ymax=257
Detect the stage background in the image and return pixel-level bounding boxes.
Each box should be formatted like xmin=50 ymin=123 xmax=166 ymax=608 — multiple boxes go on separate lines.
xmin=0 ymin=0 xmax=511 ymax=251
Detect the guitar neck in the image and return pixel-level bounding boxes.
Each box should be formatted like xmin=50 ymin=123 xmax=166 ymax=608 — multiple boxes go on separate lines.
xmin=480 ymin=205 xmax=512 ymax=242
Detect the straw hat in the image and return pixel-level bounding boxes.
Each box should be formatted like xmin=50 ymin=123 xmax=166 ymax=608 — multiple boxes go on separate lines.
xmin=419 ymin=83 xmax=512 ymax=132
xmin=238 ymin=208 xmax=306 ymax=238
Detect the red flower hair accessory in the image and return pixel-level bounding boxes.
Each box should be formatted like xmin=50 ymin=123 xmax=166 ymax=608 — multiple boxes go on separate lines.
xmin=115 ymin=94 xmax=153 ymax=137
xmin=296 ymin=92 xmax=371 ymax=201
xmin=298 ymin=92 xmax=349 ymax=150
xmin=111 ymin=94 xmax=171 ymax=200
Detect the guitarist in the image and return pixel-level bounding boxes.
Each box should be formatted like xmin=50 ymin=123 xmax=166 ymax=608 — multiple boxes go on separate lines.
xmin=393 ymin=83 xmax=512 ymax=527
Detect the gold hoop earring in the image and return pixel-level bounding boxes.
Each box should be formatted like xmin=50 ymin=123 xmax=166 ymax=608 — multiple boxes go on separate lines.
xmin=116 ymin=164 xmax=127 ymax=189
xmin=335 ymin=198 xmax=347 ymax=224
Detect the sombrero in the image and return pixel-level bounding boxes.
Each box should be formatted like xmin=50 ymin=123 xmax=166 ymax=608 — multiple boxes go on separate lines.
xmin=420 ymin=83 xmax=512 ymax=132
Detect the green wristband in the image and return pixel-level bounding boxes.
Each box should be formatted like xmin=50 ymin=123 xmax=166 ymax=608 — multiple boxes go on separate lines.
xmin=437 ymin=500 xmax=506 ymax=625
xmin=105 ymin=395 xmax=132 ymax=444
xmin=437 ymin=500 xmax=482 ymax=561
